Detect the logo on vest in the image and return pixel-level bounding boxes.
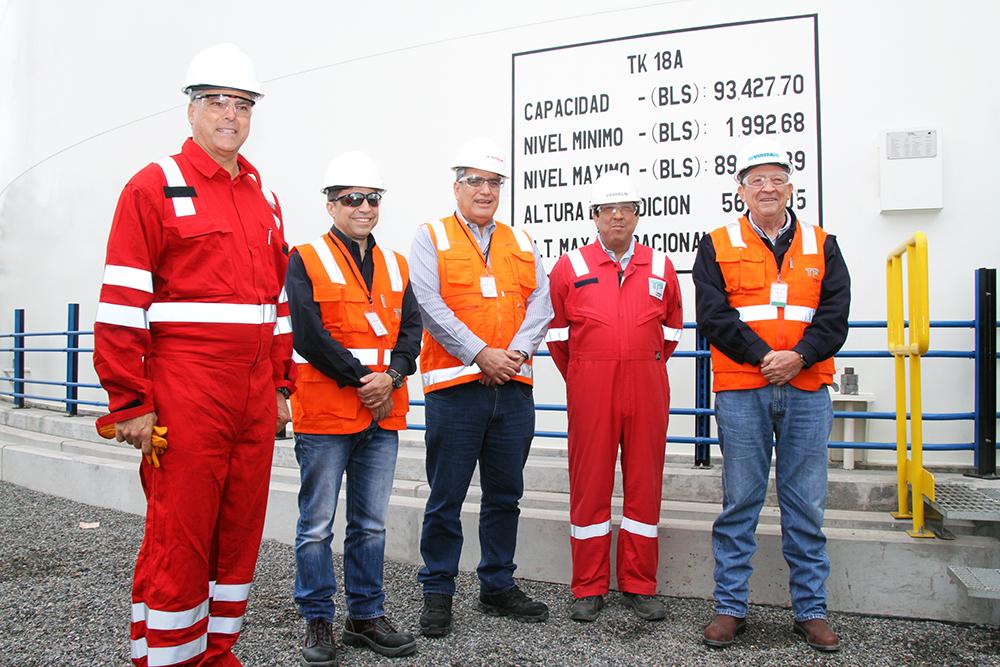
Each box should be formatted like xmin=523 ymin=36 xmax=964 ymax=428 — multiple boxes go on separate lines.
xmin=805 ymin=267 xmax=820 ymax=279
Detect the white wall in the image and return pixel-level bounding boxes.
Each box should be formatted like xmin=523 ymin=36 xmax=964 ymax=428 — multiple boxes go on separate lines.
xmin=1 ymin=0 xmax=997 ymax=464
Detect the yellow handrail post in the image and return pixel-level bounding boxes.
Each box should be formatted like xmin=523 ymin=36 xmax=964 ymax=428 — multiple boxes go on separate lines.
xmin=886 ymin=232 xmax=935 ymax=537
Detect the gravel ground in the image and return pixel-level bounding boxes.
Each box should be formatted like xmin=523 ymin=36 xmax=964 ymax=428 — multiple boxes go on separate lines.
xmin=0 ymin=481 xmax=998 ymax=667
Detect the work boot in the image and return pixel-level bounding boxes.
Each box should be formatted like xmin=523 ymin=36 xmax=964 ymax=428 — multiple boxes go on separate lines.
xmin=479 ymin=585 xmax=549 ymax=622
xmin=793 ymin=618 xmax=840 ymax=652
xmin=300 ymin=618 xmax=338 ymax=666
xmin=622 ymin=592 xmax=667 ymax=621
xmin=419 ymin=593 xmax=453 ymax=637
xmin=569 ymin=595 xmax=604 ymax=622
xmin=702 ymin=614 xmax=747 ymax=648
xmin=343 ymin=615 xmax=417 ymax=658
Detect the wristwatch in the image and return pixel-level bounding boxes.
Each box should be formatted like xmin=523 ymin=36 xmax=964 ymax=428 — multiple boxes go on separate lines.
xmin=276 ymin=386 xmax=291 ymax=399
xmin=386 ymin=368 xmax=406 ymax=390
xmin=518 ymin=350 xmax=529 ymax=363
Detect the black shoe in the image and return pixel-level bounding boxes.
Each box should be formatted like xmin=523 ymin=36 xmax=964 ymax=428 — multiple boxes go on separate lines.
xmin=420 ymin=593 xmax=453 ymax=637
xmin=343 ymin=615 xmax=417 ymax=658
xmin=301 ymin=618 xmax=338 ymax=667
xmin=622 ymin=592 xmax=666 ymax=621
xmin=479 ymin=585 xmax=549 ymax=622
xmin=569 ymin=595 xmax=604 ymax=622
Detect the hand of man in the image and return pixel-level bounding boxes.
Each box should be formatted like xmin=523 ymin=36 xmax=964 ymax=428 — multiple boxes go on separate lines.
xmin=276 ymin=391 xmax=291 ymax=433
xmin=370 ymin=399 xmax=392 ymax=423
xmin=358 ymin=372 xmax=394 ymax=408
xmin=474 ymin=347 xmax=522 ymax=385
xmin=760 ymin=350 xmax=805 ymax=386
xmin=116 ymin=412 xmax=158 ymax=457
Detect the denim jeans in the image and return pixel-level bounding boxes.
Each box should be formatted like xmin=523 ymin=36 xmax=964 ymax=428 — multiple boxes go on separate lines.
xmin=293 ymin=423 xmax=399 ymax=621
xmin=711 ymin=384 xmax=833 ymax=621
xmin=418 ymin=381 xmax=536 ymax=596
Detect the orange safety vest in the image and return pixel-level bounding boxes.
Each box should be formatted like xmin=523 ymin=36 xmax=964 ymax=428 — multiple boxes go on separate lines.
xmin=709 ymin=215 xmax=835 ymax=392
xmin=419 ymin=215 xmax=537 ymax=393
xmin=290 ymin=232 xmax=410 ymax=433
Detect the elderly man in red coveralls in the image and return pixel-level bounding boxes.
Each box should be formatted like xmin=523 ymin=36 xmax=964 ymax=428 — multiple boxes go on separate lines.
xmin=93 ymin=43 xmax=294 ymax=667
xmin=547 ymin=171 xmax=683 ymax=623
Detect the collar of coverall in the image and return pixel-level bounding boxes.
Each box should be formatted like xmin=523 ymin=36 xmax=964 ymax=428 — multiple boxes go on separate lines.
xmin=181 ymin=137 xmax=255 ymax=180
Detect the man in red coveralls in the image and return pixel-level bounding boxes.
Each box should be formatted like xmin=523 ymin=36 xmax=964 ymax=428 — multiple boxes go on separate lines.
xmin=546 ymin=171 xmax=683 ymax=623
xmin=93 ymin=43 xmax=294 ymax=666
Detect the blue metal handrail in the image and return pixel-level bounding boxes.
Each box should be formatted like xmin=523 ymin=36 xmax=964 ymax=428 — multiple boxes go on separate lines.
xmin=3 ymin=303 xmax=998 ymax=465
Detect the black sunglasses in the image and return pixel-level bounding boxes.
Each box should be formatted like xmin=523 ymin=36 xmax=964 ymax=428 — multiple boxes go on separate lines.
xmin=334 ymin=192 xmax=382 ymax=207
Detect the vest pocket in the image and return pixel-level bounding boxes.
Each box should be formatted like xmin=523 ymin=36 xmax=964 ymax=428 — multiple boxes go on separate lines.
xmin=738 ymin=247 xmax=766 ymax=289
xmin=509 ymin=252 xmax=537 ymax=290
xmin=443 ymin=252 xmax=475 ymax=286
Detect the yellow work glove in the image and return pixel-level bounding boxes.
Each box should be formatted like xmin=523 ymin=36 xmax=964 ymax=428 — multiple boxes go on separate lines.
xmin=97 ymin=423 xmax=169 ymax=468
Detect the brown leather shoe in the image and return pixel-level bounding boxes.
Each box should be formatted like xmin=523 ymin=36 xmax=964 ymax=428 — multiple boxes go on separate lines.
xmin=793 ymin=618 xmax=840 ymax=652
xmin=702 ymin=614 xmax=746 ymax=648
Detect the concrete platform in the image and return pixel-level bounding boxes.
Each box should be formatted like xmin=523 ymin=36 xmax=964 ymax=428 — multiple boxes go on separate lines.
xmin=1 ymin=404 xmax=998 ymax=625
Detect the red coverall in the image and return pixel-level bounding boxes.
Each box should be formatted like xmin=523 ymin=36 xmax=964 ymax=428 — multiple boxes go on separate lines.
xmin=547 ymin=241 xmax=683 ymax=598
xmin=94 ymin=139 xmax=294 ymax=667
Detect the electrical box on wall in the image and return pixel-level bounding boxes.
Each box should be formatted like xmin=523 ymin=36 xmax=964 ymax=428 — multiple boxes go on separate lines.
xmin=879 ymin=128 xmax=943 ymax=211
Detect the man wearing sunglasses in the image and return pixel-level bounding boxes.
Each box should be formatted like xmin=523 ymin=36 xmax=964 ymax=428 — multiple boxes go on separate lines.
xmin=546 ymin=171 xmax=683 ymax=623
xmin=409 ymin=137 xmax=553 ymax=637
xmin=93 ymin=44 xmax=295 ymax=666
xmin=693 ymin=139 xmax=850 ymax=652
xmin=284 ymin=151 xmax=422 ymax=664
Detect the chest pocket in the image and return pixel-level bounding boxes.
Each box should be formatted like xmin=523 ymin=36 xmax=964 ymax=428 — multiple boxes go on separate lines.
xmin=314 ymin=283 xmax=371 ymax=333
xmin=716 ymin=245 xmax=766 ymax=292
xmin=508 ymin=251 xmax=537 ymax=291
xmin=161 ymin=216 xmax=236 ymax=298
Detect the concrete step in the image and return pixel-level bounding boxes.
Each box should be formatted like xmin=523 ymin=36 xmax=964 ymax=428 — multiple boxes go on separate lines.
xmin=2 ymin=404 xmax=999 ymax=625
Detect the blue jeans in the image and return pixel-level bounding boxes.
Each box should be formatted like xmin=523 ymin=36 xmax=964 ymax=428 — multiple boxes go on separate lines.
xmin=293 ymin=423 xmax=399 ymax=621
xmin=711 ymin=384 xmax=833 ymax=621
xmin=418 ymin=381 xmax=536 ymax=596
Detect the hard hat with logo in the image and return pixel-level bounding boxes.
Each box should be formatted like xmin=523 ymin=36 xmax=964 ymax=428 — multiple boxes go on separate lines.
xmin=321 ymin=150 xmax=386 ymax=195
xmin=451 ymin=137 xmax=509 ymax=178
xmin=182 ymin=43 xmax=264 ymax=99
xmin=589 ymin=170 xmax=640 ymax=212
xmin=734 ymin=139 xmax=792 ymax=183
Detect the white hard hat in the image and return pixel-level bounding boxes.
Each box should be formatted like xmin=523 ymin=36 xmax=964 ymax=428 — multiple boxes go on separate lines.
xmin=182 ymin=43 xmax=263 ymax=98
xmin=589 ymin=170 xmax=640 ymax=210
xmin=451 ymin=137 xmax=509 ymax=178
xmin=735 ymin=139 xmax=792 ymax=183
xmin=321 ymin=150 xmax=386 ymax=194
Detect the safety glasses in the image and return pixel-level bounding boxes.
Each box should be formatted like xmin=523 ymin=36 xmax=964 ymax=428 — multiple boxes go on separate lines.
xmin=335 ymin=192 xmax=382 ymax=207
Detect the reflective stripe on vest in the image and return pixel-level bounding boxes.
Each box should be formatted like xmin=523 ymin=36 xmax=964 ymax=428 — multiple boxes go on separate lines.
xmin=309 ymin=239 xmax=347 ymax=284
xmin=291 ymin=348 xmax=390 ymax=367
xmin=421 ymin=361 xmax=533 ymax=389
xmin=736 ymin=304 xmax=815 ymax=323
xmin=155 ymin=156 xmax=195 ymax=218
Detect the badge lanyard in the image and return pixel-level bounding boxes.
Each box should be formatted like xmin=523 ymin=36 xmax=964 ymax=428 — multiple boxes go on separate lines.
xmin=327 ymin=232 xmax=388 ymax=336
xmin=457 ymin=222 xmax=499 ymax=299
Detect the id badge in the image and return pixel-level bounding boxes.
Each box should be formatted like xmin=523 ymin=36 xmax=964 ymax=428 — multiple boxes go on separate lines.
xmin=480 ymin=275 xmax=498 ymax=298
xmin=649 ymin=277 xmax=666 ymax=300
xmin=769 ymin=281 xmax=788 ymax=307
xmin=364 ymin=310 xmax=389 ymax=337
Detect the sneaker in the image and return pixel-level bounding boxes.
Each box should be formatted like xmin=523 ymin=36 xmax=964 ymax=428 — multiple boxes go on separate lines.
xmin=622 ymin=592 xmax=666 ymax=621
xmin=479 ymin=585 xmax=549 ymax=622
xmin=300 ymin=618 xmax=338 ymax=667
xmin=569 ymin=595 xmax=604 ymax=622
xmin=420 ymin=593 xmax=453 ymax=637
xmin=343 ymin=616 xmax=417 ymax=658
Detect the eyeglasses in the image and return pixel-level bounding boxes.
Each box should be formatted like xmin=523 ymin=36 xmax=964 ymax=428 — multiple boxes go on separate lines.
xmin=743 ymin=173 xmax=790 ymax=189
xmin=194 ymin=94 xmax=255 ymax=117
xmin=334 ymin=192 xmax=382 ymax=207
xmin=458 ymin=175 xmax=505 ymax=191
xmin=593 ymin=203 xmax=638 ymax=216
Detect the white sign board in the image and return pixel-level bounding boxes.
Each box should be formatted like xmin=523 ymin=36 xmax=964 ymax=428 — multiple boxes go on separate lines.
xmin=511 ymin=15 xmax=822 ymax=271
